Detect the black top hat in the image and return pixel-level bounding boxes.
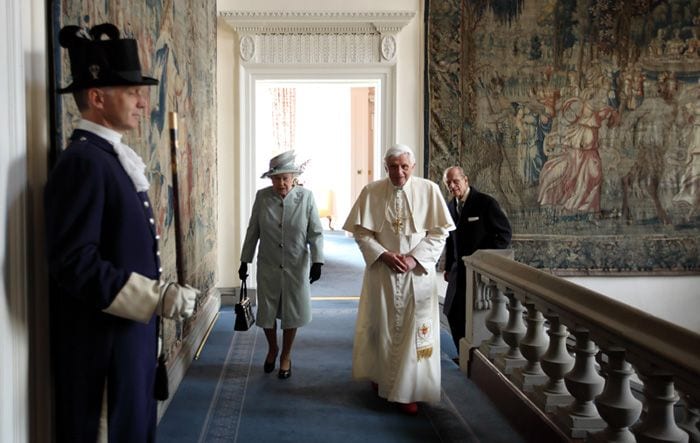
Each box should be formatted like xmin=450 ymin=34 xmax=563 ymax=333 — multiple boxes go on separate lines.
xmin=58 ymin=23 xmax=158 ymax=94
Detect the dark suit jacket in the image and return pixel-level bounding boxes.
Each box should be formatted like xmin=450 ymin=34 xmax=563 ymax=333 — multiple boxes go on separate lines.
xmin=443 ymin=186 xmax=512 ymax=315
xmin=45 ymin=129 xmax=161 ymax=442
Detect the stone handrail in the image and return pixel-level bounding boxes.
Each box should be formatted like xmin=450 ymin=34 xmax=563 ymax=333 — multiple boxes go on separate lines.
xmin=462 ymin=250 xmax=700 ymax=441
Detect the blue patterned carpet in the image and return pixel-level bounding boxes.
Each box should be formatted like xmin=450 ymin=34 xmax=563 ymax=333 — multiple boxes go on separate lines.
xmin=157 ymin=232 xmax=523 ymax=442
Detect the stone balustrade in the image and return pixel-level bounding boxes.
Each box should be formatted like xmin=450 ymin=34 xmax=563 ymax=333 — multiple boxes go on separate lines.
xmin=462 ymin=250 xmax=700 ymax=442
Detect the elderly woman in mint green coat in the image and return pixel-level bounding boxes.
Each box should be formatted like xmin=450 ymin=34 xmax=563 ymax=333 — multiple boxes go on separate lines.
xmin=239 ymin=150 xmax=324 ymax=379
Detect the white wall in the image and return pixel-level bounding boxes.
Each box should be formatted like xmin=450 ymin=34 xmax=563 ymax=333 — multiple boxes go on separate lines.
xmin=566 ymin=275 xmax=700 ymax=333
xmin=2 ymin=0 xmax=48 ymax=441
xmin=216 ymin=14 xmax=238 ymax=289
xmin=25 ymin=0 xmax=52 ymax=440
xmin=0 ymin=0 xmax=28 ymax=436
xmin=216 ymin=0 xmax=423 ymax=287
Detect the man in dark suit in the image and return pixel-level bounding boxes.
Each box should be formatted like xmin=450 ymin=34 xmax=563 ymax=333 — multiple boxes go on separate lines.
xmin=442 ymin=166 xmax=512 ymax=356
xmin=45 ymin=23 xmax=198 ymax=442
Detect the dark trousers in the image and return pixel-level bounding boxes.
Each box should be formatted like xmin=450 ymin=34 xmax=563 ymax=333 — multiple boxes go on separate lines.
xmin=446 ymin=295 xmax=466 ymax=353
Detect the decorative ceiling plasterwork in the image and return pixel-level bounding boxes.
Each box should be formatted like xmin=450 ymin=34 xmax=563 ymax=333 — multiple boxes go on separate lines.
xmin=220 ymin=10 xmax=414 ymax=64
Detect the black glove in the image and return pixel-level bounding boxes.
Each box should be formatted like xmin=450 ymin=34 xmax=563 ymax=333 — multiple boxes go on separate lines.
xmin=238 ymin=262 xmax=248 ymax=280
xmin=309 ymin=262 xmax=322 ymax=284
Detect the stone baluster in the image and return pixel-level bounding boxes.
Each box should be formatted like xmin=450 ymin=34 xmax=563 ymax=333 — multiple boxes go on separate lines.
xmin=479 ymin=280 xmax=509 ymax=359
xmin=593 ymin=348 xmax=643 ymax=443
xmin=560 ymin=328 xmax=606 ymax=438
xmin=513 ymin=302 xmax=548 ymax=392
xmin=678 ymin=392 xmax=700 ymax=443
xmin=537 ymin=315 xmax=574 ymax=412
xmin=495 ymin=290 xmax=527 ymax=375
xmin=634 ymin=370 xmax=689 ymax=443
xmin=475 ymin=277 xmax=491 ymax=311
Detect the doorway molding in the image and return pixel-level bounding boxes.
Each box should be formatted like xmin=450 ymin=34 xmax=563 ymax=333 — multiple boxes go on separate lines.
xmin=220 ymin=10 xmax=415 ymax=65
xmin=220 ymin=9 xmax=415 ymax=260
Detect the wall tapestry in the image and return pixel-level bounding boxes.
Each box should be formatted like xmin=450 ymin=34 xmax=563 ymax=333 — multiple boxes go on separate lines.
xmin=51 ymin=0 xmax=217 ymax=353
xmin=427 ymin=0 xmax=700 ymax=275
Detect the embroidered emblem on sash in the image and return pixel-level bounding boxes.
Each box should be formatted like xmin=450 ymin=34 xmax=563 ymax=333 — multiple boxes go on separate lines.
xmin=416 ymin=319 xmax=433 ymax=360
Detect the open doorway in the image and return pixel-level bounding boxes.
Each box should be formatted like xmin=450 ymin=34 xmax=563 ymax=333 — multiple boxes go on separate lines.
xmin=254 ymin=80 xmax=381 ymax=229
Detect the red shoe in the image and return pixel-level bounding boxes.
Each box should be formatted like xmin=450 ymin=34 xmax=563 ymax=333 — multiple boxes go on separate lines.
xmin=397 ymin=402 xmax=418 ymax=415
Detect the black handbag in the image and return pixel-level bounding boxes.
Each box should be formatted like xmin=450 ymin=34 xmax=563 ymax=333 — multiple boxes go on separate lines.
xmin=234 ymin=280 xmax=255 ymax=331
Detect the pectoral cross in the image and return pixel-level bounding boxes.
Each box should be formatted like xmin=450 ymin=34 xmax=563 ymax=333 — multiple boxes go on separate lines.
xmin=392 ymin=215 xmax=405 ymax=233
xmin=391 ymin=187 xmax=405 ymax=234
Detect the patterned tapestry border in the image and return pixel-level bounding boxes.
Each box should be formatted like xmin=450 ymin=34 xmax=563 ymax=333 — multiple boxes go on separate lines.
xmin=515 ymin=234 xmax=699 ymax=275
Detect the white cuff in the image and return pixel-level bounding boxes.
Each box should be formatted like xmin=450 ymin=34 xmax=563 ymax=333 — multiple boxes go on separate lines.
xmin=103 ymin=273 xmax=160 ymax=324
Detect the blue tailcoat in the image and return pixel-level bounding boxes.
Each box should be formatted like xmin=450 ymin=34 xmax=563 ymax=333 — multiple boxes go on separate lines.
xmin=45 ymin=129 xmax=161 ymax=442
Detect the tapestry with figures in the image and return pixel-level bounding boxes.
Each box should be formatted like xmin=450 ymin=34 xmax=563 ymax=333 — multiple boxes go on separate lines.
xmin=427 ymin=0 xmax=700 ymax=275
xmin=51 ymin=0 xmax=217 ymax=355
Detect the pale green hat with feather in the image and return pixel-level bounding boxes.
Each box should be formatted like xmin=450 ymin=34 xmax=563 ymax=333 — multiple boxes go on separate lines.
xmin=261 ymin=150 xmax=304 ymax=178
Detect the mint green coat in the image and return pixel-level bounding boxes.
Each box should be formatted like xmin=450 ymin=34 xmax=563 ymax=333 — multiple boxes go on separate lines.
xmin=240 ymin=186 xmax=324 ymax=329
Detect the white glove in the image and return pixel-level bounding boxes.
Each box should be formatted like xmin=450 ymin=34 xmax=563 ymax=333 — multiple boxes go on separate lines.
xmin=159 ymin=283 xmax=199 ymax=320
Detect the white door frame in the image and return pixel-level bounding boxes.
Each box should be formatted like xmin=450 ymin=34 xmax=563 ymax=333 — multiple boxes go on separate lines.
xmin=237 ymin=66 xmax=394 ymax=229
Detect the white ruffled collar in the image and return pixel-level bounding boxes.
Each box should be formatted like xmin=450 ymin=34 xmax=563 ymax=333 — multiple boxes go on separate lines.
xmin=76 ymin=119 xmax=150 ymax=192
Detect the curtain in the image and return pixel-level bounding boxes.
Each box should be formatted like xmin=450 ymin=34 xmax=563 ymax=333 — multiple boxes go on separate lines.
xmin=271 ymin=87 xmax=296 ymax=152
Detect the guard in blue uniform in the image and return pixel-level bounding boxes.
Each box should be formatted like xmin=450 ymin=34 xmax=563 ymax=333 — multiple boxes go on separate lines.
xmin=46 ymin=23 xmax=198 ymax=442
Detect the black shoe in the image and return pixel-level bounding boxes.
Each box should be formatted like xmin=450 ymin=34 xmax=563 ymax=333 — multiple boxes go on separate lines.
xmin=264 ymin=360 xmax=275 ymax=373
xmin=278 ymin=361 xmax=292 ymax=379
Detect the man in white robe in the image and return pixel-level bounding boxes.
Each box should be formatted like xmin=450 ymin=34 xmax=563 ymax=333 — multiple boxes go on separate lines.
xmin=343 ymin=144 xmax=455 ymax=414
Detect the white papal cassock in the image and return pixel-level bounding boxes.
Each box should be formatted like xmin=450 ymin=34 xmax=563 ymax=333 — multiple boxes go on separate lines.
xmin=343 ymin=176 xmax=455 ymax=404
